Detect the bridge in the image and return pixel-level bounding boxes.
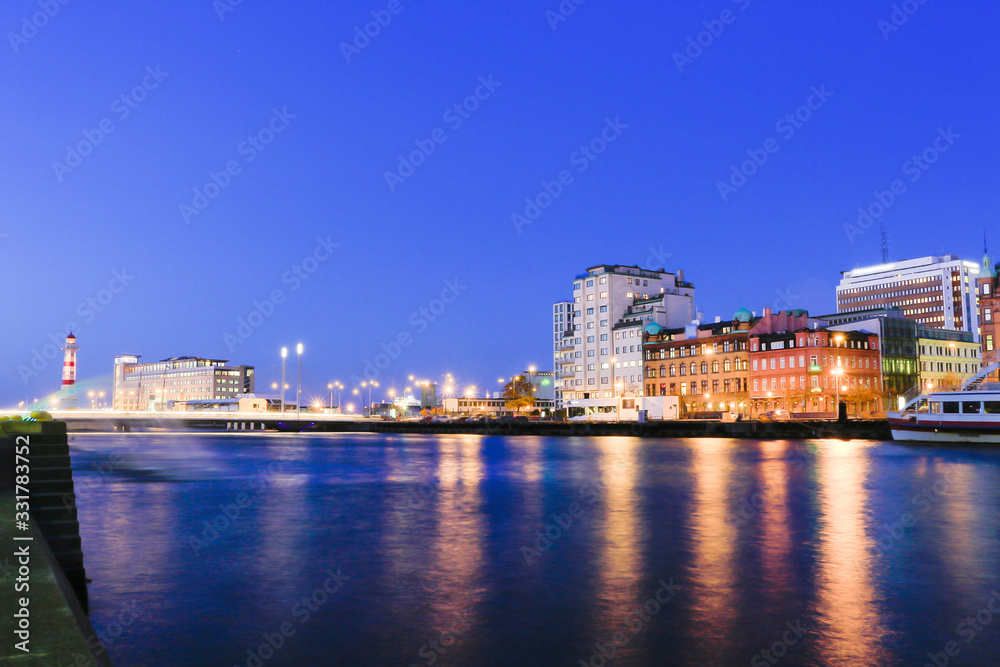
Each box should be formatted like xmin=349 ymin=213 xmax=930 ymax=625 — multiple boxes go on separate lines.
xmin=0 ymin=409 xmax=373 ymax=433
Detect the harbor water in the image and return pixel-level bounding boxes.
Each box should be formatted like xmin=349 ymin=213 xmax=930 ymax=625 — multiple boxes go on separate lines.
xmin=69 ymin=433 xmax=1000 ymax=666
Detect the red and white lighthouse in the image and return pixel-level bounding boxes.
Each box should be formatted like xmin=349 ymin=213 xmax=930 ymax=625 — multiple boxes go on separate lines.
xmin=62 ymin=331 xmax=80 ymax=408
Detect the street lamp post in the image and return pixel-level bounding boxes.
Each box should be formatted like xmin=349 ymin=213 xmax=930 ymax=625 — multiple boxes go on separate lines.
xmin=832 ymin=366 xmax=844 ymax=416
xmin=296 ymin=343 xmax=303 ymax=417
xmin=280 ymin=347 xmax=288 ymax=413
xmin=328 ymin=383 xmax=333 ymax=412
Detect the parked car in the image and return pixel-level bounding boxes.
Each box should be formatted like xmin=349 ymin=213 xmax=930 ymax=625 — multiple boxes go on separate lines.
xmin=762 ymin=409 xmax=789 ymax=421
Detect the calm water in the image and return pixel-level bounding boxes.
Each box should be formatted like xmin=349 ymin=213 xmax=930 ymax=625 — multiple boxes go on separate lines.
xmin=68 ymin=433 xmax=1000 ymax=666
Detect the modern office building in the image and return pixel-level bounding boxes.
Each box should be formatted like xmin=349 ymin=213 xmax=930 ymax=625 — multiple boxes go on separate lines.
xmin=642 ymin=308 xmax=756 ymax=415
xmin=836 ymin=255 xmax=980 ymax=338
xmin=554 ymin=264 xmax=696 ymax=413
xmin=113 ymin=355 xmax=255 ymax=411
xmin=823 ymin=307 xmax=919 ymax=408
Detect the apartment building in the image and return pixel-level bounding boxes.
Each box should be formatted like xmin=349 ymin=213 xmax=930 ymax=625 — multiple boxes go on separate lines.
xmin=554 ymin=264 xmax=696 ymax=414
xmin=748 ymin=309 xmax=882 ymax=417
xmin=642 ymin=308 xmax=755 ymax=415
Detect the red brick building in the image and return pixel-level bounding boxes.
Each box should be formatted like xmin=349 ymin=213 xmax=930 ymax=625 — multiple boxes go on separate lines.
xmin=748 ymin=309 xmax=882 ymax=417
xmin=976 ymin=250 xmax=1000 ymax=380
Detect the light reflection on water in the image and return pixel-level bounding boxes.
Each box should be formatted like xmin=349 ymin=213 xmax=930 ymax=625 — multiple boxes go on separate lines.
xmin=68 ymin=433 xmax=1000 ymax=667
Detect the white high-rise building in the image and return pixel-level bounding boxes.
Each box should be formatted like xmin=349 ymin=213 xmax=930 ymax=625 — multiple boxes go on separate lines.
xmin=837 ymin=255 xmax=980 ymax=340
xmin=552 ymin=301 xmax=575 ymax=407
xmin=553 ymin=264 xmax=696 ymax=411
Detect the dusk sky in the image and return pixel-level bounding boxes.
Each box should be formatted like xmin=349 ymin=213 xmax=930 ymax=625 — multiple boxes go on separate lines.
xmin=2 ymin=0 xmax=998 ymax=407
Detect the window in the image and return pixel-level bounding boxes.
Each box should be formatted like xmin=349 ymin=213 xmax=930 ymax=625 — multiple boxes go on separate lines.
xmin=984 ymin=402 xmax=1000 ymax=414
xmin=600 ymin=334 xmax=608 ymax=341
xmin=587 ymin=308 xmax=594 ymax=315
xmin=942 ymin=402 xmax=960 ymax=414
xmin=669 ymin=364 xmax=676 ymax=377
xmin=752 ymin=359 xmax=758 ymax=371
xmin=690 ymin=363 xmax=697 ymax=375
xmin=586 ymin=280 xmax=594 ymax=287
xmin=986 ymin=308 xmax=993 ymax=323
xmin=962 ymin=402 xmax=981 ymax=414
xmin=599 ymin=291 xmax=607 ymax=299
xmin=600 ymin=305 xmax=607 ymax=313
xmin=599 ymin=276 xmax=606 ymax=284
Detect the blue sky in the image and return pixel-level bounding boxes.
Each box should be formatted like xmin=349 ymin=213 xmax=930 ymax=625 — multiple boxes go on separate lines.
xmin=2 ymin=0 xmax=998 ymax=406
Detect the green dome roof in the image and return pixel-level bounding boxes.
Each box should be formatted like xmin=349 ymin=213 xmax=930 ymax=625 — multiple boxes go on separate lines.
xmin=982 ymin=254 xmax=997 ymax=279
xmin=643 ymin=322 xmax=664 ymax=335
xmin=734 ymin=307 xmax=753 ymax=322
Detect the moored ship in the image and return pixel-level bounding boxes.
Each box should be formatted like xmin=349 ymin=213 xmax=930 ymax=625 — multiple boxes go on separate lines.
xmin=889 ymin=365 xmax=1000 ymax=443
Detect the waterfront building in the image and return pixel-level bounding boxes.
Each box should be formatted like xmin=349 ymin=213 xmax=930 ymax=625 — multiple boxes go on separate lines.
xmin=916 ymin=329 xmax=980 ymax=390
xmin=748 ymin=309 xmax=882 ymax=417
xmin=442 ymin=396 xmax=556 ymax=416
xmin=419 ymin=382 xmax=438 ymax=410
xmin=554 ymin=264 xmax=696 ymax=414
xmin=552 ymin=302 xmax=575 ymax=407
xmin=836 ymin=255 xmax=980 ymax=337
xmin=642 ymin=308 xmax=756 ymax=416
xmin=174 ymin=395 xmax=270 ymax=412
xmin=976 ymin=248 xmax=1000 ymax=380
xmin=523 ymin=369 xmax=555 ymax=401
xmin=822 ymin=307 xmax=919 ymax=409
xmin=113 ymin=355 xmax=255 ymax=411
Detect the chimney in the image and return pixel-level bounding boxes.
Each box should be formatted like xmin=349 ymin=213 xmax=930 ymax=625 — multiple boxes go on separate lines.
xmin=676 ymin=269 xmax=684 ymax=284
xmin=715 ymin=316 xmax=721 ymax=323
xmin=763 ymin=307 xmax=772 ymax=317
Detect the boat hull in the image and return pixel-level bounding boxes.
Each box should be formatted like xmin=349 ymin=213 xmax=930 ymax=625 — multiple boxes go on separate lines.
xmin=888 ymin=414 xmax=1000 ymax=443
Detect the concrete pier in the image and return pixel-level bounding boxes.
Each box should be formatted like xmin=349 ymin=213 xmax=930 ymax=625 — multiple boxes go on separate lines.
xmin=1 ymin=419 xmax=110 ymax=665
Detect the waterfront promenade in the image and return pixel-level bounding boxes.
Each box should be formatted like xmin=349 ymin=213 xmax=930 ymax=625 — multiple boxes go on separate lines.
xmin=0 ymin=410 xmax=891 ymax=440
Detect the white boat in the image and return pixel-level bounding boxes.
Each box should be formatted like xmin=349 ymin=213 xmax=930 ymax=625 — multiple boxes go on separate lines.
xmin=888 ymin=363 xmax=1000 ymax=443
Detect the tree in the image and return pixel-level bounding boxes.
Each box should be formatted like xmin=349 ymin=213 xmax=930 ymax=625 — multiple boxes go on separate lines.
xmin=502 ymin=376 xmax=536 ymax=413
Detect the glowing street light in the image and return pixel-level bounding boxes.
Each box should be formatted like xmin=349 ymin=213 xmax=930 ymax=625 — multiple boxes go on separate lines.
xmin=832 ymin=366 xmax=844 ymax=412
xmin=295 ymin=343 xmax=304 ymax=417
xmin=280 ymin=347 xmax=288 ymax=413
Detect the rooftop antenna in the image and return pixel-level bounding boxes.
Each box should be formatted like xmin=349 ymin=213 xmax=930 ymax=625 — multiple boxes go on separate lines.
xmin=880 ymin=224 xmax=889 ymax=263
